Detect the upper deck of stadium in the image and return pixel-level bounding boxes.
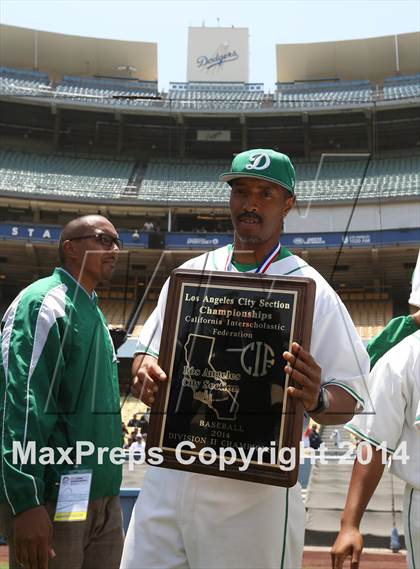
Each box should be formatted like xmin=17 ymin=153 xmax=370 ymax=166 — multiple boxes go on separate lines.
xmin=0 ymin=24 xmax=418 ymax=357
xmin=1 ymin=150 xmax=419 ymax=205
xmin=1 ymin=65 xmax=420 ymax=112
xmin=0 ymin=25 xmax=419 ymax=209
xmin=1 ymin=25 xmax=419 ymax=113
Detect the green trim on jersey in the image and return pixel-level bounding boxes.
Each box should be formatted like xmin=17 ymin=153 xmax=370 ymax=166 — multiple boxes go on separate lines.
xmin=232 ymin=259 xmax=259 ymax=271
xmin=280 ymin=487 xmax=289 ymax=569
xmin=367 ymin=315 xmax=418 ymax=369
xmin=0 ymin=268 xmax=122 ymax=515
xmin=211 ymin=248 xmax=219 ymax=271
xmin=345 ymin=425 xmax=394 ymax=453
xmin=231 ymin=245 xmax=293 ymax=272
xmin=407 ymin=488 xmax=417 ymax=569
xmin=284 ymin=264 xmax=309 ymax=276
xmin=326 ymin=381 xmax=365 ymax=406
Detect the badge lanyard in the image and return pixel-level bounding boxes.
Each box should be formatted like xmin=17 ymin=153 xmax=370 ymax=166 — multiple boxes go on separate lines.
xmin=223 ymin=241 xmax=281 ymax=274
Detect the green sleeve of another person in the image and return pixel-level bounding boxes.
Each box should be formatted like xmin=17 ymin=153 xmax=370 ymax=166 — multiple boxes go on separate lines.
xmin=367 ymin=315 xmax=418 ymax=369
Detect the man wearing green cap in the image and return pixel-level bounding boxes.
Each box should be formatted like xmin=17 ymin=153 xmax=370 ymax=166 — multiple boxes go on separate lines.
xmin=121 ymin=149 xmax=369 ymax=569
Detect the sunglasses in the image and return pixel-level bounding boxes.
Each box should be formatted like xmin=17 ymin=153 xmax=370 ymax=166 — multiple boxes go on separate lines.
xmin=69 ymin=233 xmax=123 ymax=250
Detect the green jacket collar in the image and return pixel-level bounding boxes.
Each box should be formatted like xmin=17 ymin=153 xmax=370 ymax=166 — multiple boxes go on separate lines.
xmin=54 ymin=267 xmax=98 ymax=306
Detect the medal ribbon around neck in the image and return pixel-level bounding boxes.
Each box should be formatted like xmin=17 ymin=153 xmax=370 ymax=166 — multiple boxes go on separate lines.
xmin=224 ymin=241 xmax=282 ymax=274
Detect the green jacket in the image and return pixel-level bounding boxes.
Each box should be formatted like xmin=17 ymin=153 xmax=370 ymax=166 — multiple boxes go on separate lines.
xmin=0 ymin=268 xmax=122 ymax=515
xmin=367 ymin=315 xmax=418 ymax=369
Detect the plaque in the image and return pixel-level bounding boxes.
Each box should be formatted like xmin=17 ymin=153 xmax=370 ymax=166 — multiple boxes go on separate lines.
xmin=146 ymin=269 xmax=315 ymax=486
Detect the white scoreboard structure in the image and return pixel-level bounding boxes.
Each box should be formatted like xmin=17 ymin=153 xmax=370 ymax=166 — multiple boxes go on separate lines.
xmin=187 ymin=26 xmax=249 ymax=82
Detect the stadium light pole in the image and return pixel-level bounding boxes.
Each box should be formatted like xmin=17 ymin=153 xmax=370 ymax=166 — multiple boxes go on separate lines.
xmin=168 ymin=97 xmax=173 ymax=160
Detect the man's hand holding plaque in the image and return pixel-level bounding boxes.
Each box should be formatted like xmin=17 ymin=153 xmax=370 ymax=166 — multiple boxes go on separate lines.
xmin=132 ymin=354 xmax=166 ymax=407
xmin=284 ymin=342 xmax=321 ymax=411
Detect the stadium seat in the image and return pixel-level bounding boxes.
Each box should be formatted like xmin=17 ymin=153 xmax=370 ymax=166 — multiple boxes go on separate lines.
xmin=0 ymin=150 xmax=135 ymax=200
xmin=275 ymin=79 xmax=374 ymax=109
xmin=166 ymin=82 xmax=264 ymax=110
xmin=0 ymin=66 xmax=52 ymax=98
xmin=1 ymin=151 xmax=419 ymax=204
xmin=383 ymin=73 xmax=420 ymax=101
xmin=137 ymin=155 xmax=420 ymax=204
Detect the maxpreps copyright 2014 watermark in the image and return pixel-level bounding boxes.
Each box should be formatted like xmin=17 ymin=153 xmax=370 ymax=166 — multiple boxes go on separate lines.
xmin=11 ymin=440 xmax=410 ymax=471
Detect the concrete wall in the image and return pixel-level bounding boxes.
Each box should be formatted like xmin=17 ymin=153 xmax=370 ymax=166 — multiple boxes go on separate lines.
xmin=0 ymin=24 xmax=158 ymax=82
xmin=276 ymin=32 xmax=420 ymax=84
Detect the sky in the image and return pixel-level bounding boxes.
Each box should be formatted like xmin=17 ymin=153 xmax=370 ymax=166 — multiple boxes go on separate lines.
xmin=1 ymin=0 xmax=419 ymax=90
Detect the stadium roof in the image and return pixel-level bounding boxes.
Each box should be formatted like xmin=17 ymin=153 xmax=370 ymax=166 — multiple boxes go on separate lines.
xmin=276 ymin=32 xmax=420 ymax=84
xmin=0 ymin=24 xmax=158 ymax=82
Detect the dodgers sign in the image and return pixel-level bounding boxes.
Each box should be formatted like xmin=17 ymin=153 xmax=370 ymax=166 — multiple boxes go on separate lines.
xmin=187 ymin=27 xmax=249 ymax=82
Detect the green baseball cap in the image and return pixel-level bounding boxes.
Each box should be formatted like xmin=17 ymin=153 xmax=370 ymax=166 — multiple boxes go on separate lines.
xmin=219 ymin=148 xmax=295 ymax=195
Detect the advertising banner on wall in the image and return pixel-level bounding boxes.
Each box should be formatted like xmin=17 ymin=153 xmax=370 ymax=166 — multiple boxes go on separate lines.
xmin=3 ymin=224 xmax=419 ymax=250
xmin=187 ymin=27 xmax=249 ymax=82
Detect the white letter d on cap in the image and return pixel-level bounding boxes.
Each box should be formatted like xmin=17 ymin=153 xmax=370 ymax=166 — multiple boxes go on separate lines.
xmin=245 ymin=152 xmax=270 ymax=170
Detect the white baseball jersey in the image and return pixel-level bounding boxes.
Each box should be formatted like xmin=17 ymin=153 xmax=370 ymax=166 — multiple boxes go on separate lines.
xmin=346 ymin=331 xmax=420 ymax=569
xmin=122 ymin=246 xmax=370 ymax=569
xmin=346 ymin=331 xmax=420 ymax=489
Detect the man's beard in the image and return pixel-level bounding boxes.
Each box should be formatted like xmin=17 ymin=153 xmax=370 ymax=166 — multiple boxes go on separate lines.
xmin=234 ymin=231 xmax=263 ymax=245
xmin=233 ymin=213 xmax=264 ymax=245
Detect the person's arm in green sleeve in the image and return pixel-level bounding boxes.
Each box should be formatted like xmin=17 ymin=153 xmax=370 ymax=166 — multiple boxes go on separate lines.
xmin=367 ymin=311 xmax=420 ymax=369
xmin=1 ymin=292 xmax=66 ymax=568
xmin=1 ymin=295 xmax=65 ymax=514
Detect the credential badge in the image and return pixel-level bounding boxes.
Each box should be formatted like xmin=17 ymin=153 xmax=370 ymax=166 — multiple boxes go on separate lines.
xmin=245 ymin=152 xmax=271 ymax=171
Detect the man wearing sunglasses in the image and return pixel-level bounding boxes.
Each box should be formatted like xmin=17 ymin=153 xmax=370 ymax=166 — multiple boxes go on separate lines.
xmin=0 ymin=215 xmax=124 ymax=569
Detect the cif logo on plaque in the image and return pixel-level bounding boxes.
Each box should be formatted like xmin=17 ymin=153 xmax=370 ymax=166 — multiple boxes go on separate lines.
xmin=240 ymin=341 xmax=275 ymax=377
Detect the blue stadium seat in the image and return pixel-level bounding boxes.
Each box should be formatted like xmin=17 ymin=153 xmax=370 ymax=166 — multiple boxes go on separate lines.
xmin=0 ymin=150 xmax=134 ymax=200
xmin=275 ymin=79 xmax=374 ymax=108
